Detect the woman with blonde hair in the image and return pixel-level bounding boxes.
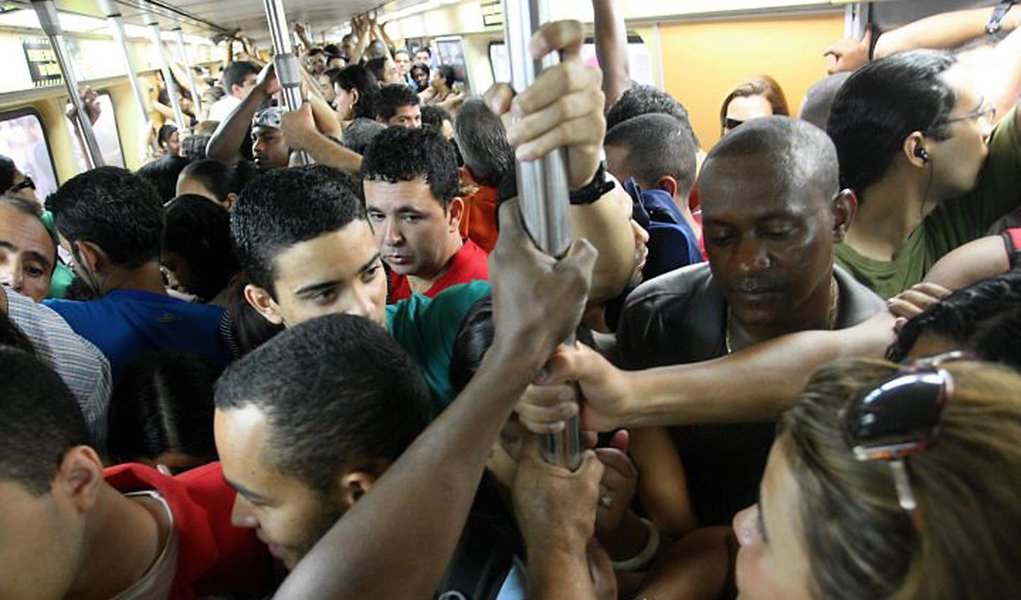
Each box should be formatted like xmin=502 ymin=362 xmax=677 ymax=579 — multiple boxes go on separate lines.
xmin=734 ymin=356 xmax=1021 ymax=599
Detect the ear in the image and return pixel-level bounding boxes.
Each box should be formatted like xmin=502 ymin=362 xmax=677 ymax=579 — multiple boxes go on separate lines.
xmin=75 ymin=240 xmax=106 ymax=275
xmin=56 ymin=446 xmax=104 ymax=513
xmin=655 ymin=175 xmax=679 ymax=199
xmin=902 ymin=131 xmax=929 ymax=168
xmin=224 ymin=192 xmax=238 ymax=212
xmin=338 ymin=459 xmax=390 ymax=507
xmin=351 ymin=88 xmax=360 ymax=106
xmin=244 ymin=282 xmax=285 ymax=326
xmin=446 ymin=196 xmax=464 ymax=231
xmin=831 ymin=189 xmax=858 ymax=243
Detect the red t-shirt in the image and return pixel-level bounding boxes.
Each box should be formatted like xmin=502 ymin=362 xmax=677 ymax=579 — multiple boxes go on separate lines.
xmin=104 ymin=462 xmax=275 ymax=600
xmin=388 ymin=238 xmax=490 ymax=303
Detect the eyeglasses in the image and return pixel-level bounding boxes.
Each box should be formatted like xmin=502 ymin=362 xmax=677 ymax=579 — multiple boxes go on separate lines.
xmin=8 ymin=175 xmax=34 ymax=193
xmin=944 ymin=102 xmax=997 ymax=125
xmin=724 ymin=117 xmax=744 ymax=131
xmin=841 ymin=351 xmax=969 ymax=520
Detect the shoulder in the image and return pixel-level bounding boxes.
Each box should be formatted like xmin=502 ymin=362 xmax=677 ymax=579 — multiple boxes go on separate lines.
xmin=834 ymin=265 xmax=886 ymax=327
xmin=624 ymin=263 xmax=716 ymax=313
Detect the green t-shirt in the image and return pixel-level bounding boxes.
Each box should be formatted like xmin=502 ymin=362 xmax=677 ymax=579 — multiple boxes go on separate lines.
xmin=386 ymin=280 xmax=490 ymax=414
xmin=40 ymin=210 xmax=74 ymax=299
xmin=836 ymin=107 xmax=1021 ymax=299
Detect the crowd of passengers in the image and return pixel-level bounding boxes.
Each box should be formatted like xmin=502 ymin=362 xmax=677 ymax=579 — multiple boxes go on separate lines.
xmin=3 ymin=2 xmax=1021 ymax=598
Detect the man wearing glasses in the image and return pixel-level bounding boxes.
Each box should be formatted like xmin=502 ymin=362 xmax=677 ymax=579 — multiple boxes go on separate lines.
xmin=827 ymin=49 xmax=1020 ymax=299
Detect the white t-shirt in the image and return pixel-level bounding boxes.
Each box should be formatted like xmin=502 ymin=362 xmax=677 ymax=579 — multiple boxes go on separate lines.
xmin=206 ymin=95 xmax=242 ymax=122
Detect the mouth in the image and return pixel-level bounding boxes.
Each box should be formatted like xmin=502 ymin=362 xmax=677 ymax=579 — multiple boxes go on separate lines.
xmin=385 ymin=254 xmax=413 ymax=265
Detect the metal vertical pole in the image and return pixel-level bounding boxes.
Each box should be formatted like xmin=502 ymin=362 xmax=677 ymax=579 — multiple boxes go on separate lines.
xmin=503 ymin=0 xmax=581 ymax=470
xmin=98 ymin=0 xmax=149 ymax=133
xmin=173 ymin=27 xmax=203 ymax=116
xmin=32 ymin=0 xmax=104 ymax=169
xmin=263 ymin=0 xmax=309 ymax=165
xmin=145 ymin=16 xmax=188 ymax=133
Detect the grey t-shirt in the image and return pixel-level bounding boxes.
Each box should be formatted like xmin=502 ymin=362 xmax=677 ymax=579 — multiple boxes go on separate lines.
xmin=614 ymin=263 xmax=885 ymax=525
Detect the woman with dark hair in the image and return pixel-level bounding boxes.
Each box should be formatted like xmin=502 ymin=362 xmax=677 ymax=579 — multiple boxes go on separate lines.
xmin=409 ymin=64 xmax=430 ymax=92
xmin=420 ymin=64 xmax=466 ymax=112
xmin=331 ymin=63 xmax=379 ymax=125
xmin=161 ymin=194 xmax=239 ymax=306
xmin=0 ymin=154 xmax=39 ymax=204
xmin=719 ymin=75 xmax=790 ymax=135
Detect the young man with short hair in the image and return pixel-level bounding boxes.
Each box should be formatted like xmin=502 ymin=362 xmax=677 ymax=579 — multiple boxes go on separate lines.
xmin=207 ymin=60 xmax=260 ymax=122
xmin=363 ymin=125 xmax=488 ymax=302
xmin=44 ymin=167 xmax=230 ymax=379
xmin=0 ymin=346 xmax=273 ymax=599
xmin=377 ymin=83 xmax=422 ymax=128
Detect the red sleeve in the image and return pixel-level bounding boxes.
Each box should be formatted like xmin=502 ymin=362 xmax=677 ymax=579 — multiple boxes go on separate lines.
xmin=105 ymin=462 xmax=276 ymax=599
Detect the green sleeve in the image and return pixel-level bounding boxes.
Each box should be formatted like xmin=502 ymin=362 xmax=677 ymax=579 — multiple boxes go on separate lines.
xmin=387 ymin=280 xmax=491 ymax=415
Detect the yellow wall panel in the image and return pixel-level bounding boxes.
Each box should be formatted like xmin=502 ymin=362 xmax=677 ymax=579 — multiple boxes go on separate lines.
xmin=658 ymin=13 xmax=844 ymax=149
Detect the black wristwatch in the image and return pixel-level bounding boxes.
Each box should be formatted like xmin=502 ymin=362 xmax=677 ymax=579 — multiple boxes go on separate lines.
xmin=569 ymin=162 xmax=616 ymax=205
xmin=986 ymin=0 xmax=1017 ymax=35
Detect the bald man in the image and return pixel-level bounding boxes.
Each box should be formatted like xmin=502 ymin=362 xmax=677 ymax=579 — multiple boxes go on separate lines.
xmin=613 ymin=116 xmax=885 ymax=527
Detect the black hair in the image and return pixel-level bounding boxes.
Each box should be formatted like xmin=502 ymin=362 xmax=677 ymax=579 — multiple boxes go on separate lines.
xmin=221 ymin=60 xmax=261 ymax=94
xmin=366 ymin=56 xmax=389 ymax=83
xmin=215 ymin=313 xmax=431 ymax=492
xmin=702 ymin=115 xmax=839 ymax=202
xmin=799 ymin=72 xmax=851 ymax=132
xmin=181 ymin=133 xmax=211 ymax=160
xmin=454 ymin=98 xmax=513 ymax=187
xmin=605 ymin=112 xmax=698 ymax=199
xmin=0 ymin=347 xmax=89 ymax=495
xmin=827 ymin=50 xmax=957 ymax=195
xmin=449 ymin=297 xmax=493 ymax=394
xmin=230 ymin=165 xmax=365 ymax=297
xmin=307 ymin=47 xmax=325 ymax=57
xmin=0 ymin=154 xmax=17 ymax=192
xmin=888 ymin=270 xmax=1021 ymax=364
xmin=179 ymin=159 xmax=243 ymax=204
xmin=330 ymin=64 xmax=379 ymax=120
xmin=137 ymin=154 xmax=193 ymax=204
xmin=47 ymin=166 xmax=164 ymax=268
xmin=605 ymin=85 xmax=701 ymax=148
xmin=163 ymin=194 xmax=238 ymax=302
xmin=421 ymin=105 xmax=452 ymax=130
xmin=107 ymin=352 xmax=220 ymax=466
xmin=361 ymin=125 xmax=460 ymax=206
xmin=414 ymin=46 xmax=432 ymax=58
xmin=435 ymin=64 xmax=457 ymax=88
xmin=158 ymin=123 xmax=178 ymax=147
xmin=376 ymin=83 xmax=420 ymax=123
xmin=409 ymin=64 xmax=430 ymax=89
xmin=324 ymin=43 xmax=340 ymax=55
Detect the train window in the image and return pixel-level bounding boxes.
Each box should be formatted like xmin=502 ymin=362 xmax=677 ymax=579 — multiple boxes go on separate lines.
xmin=489 ymin=35 xmax=654 ymax=87
xmin=0 ymin=109 xmax=59 ymax=200
xmin=66 ymin=91 xmax=125 ymax=170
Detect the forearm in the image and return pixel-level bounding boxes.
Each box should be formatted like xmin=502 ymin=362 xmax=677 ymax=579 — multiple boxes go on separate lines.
xmin=620 ymin=314 xmax=895 ymax=428
xmin=274 ymin=343 xmax=544 ymax=599
xmin=572 ymin=181 xmax=637 ymax=303
xmin=527 ymin=545 xmax=596 ymax=600
xmin=592 ymin=0 xmax=630 ymax=108
xmin=874 ymin=6 xmax=1021 ymax=58
xmin=207 ymin=90 xmax=266 ymax=161
xmin=298 ymin=131 xmax=363 ymax=174
xmin=309 ymin=94 xmax=344 ymax=138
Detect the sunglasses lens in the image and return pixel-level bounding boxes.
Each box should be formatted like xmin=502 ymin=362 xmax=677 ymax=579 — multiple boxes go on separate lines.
xmin=725 ymin=118 xmax=743 ymax=130
xmin=844 ymin=369 xmax=947 ymax=459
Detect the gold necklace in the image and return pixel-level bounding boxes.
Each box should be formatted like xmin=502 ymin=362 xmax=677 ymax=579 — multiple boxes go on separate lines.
xmin=725 ymin=276 xmax=839 ymax=354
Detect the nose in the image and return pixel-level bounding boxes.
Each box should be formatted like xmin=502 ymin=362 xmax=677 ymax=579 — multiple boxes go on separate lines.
xmin=732 ymin=505 xmax=759 ymax=547
xmin=230 ymin=495 xmax=258 ymax=529
xmin=735 ymin=239 xmax=770 ymax=274
xmin=345 ymin=284 xmax=376 ymax=319
xmin=631 ymin=219 xmax=650 ymax=247
xmin=7 ymin=257 xmax=24 ymax=290
xmin=383 ymin=218 xmax=403 ymax=247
